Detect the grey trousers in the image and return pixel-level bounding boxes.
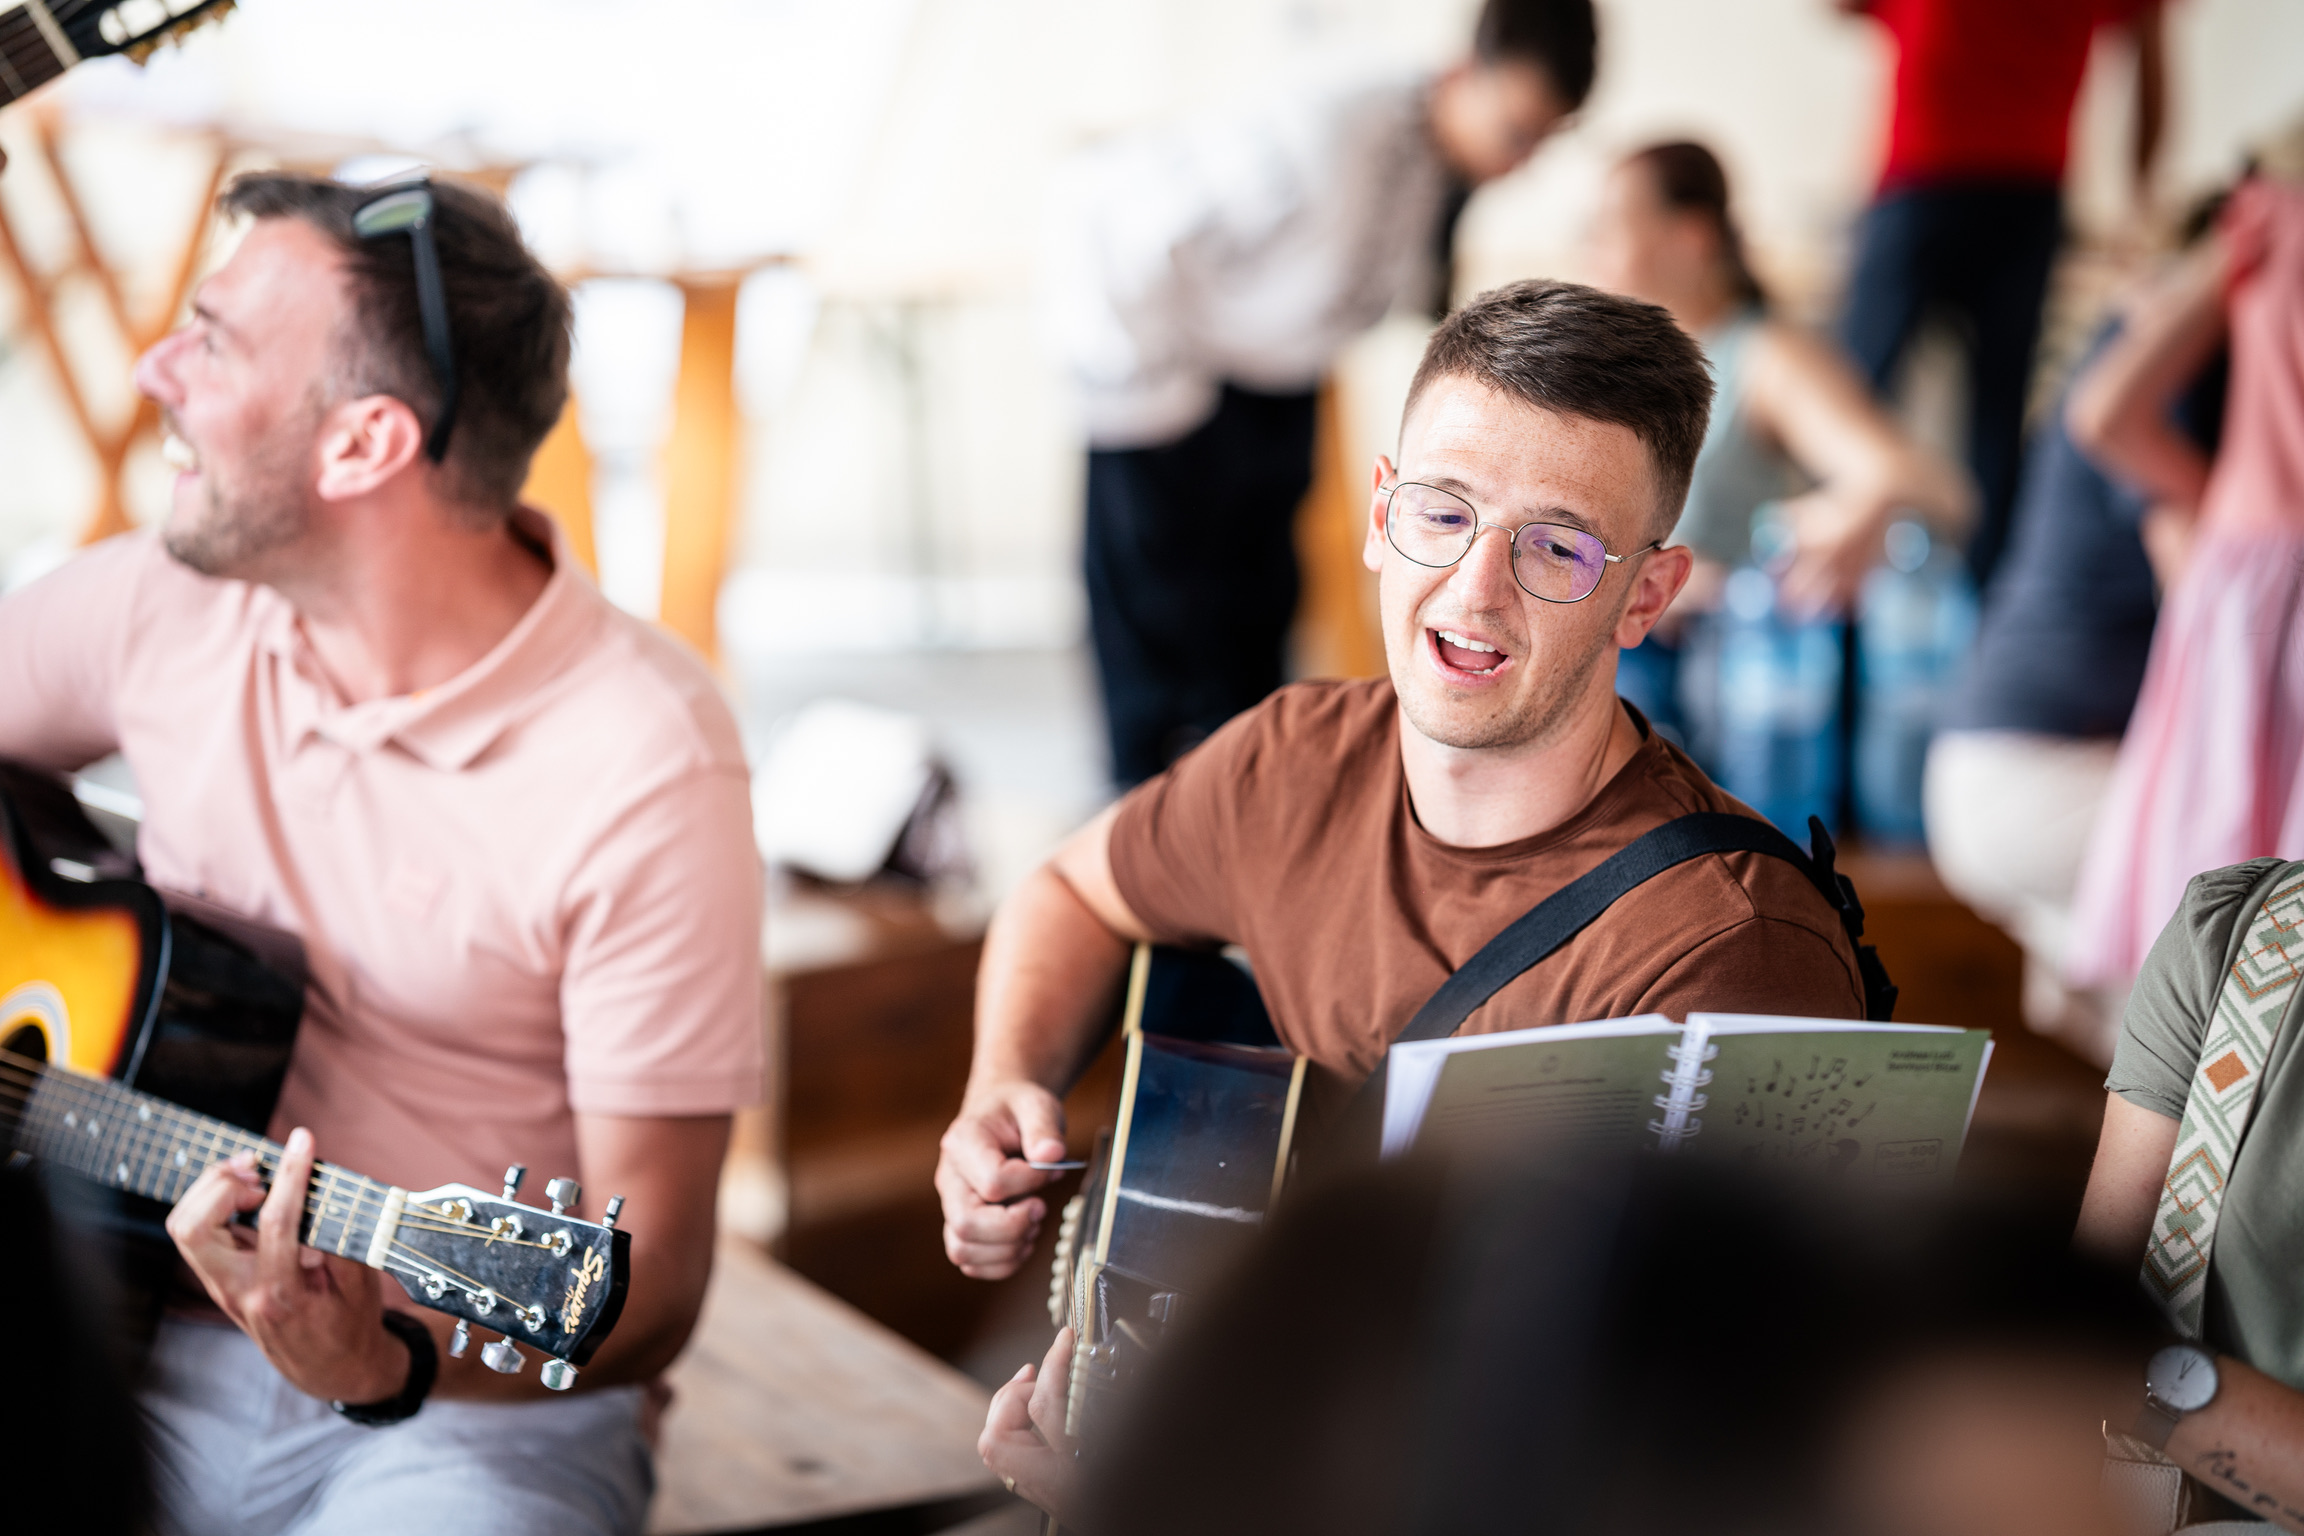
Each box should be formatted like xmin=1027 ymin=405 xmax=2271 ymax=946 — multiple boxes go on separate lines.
xmin=141 ymin=1317 xmax=654 ymax=1536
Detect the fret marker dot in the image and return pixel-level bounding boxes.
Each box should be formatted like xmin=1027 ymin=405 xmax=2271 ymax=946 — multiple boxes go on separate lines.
xmin=63 ymin=1112 xmax=76 ymax=1128
xmin=139 ymin=1104 xmax=152 ymax=1121
xmin=88 ymin=1120 xmax=101 ymax=1136
xmin=174 ymin=1150 xmax=188 ymax=1167
xmin=116 ymin=1163 xmax=128 ymax=1182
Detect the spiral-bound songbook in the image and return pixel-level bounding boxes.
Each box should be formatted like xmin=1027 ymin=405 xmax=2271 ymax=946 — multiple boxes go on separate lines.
xmin=1381 ymin=1013 xmax=1993 ymax=1189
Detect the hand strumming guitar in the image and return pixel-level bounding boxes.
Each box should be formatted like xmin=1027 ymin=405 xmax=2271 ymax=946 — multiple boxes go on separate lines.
xmin=938 ymin=1080 xmax=1072 ymax=1279
xmin=935 ymin=805 xmax=1148 ymax=1282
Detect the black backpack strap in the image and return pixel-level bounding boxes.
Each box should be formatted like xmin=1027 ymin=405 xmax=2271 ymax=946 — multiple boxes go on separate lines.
xmin=1396 ymin=811 xmax=1895 ymax=1044
xmin=1320 ymin=813 xmax=1896 ymax=1165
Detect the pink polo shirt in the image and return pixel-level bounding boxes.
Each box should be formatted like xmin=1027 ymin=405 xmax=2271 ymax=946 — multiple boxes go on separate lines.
xmin=0 ymin=516 xmax=764 ymax=1197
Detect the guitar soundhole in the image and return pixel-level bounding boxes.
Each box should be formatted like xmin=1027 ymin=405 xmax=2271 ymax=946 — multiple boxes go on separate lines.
xmin=2 ymin=1024 xmax=47 ymax=1062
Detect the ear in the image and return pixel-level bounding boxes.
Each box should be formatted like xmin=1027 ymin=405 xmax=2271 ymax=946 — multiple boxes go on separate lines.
xmin=1613 ymin=542 xmax=1694 ymax=649
xmin=1363 ymin=455 xmax=1397 ymax=575
xmin=313 ymin=394 xmax=428 ymax=503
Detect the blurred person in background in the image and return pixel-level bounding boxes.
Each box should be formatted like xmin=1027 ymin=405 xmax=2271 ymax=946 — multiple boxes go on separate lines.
xmin=2065 ymin=127 xmax=2304 ymax=996
xmin=986 ymin=1158 xmax=2158 ymax=1536
xmin=2079 ymin=848 xmax=2304 ymax=1531
xmin=1582 ymin=139 xmax=1971 ymax=744
xmin=1833 ymin=0 xmax=2166 ymax=589
xmin=1923 ymin=196 xmax=2231 ymax=1067
xmin=1047 ymin=0 xmax=1597 ymax=787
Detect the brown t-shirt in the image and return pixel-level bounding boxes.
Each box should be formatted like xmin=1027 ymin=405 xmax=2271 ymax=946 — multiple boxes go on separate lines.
xmin=1109 ymin=678 xmax=1865 ymax=1082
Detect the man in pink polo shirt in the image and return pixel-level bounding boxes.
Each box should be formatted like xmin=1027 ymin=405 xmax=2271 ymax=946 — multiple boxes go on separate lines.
xmin=0 ymin=174 xmax=763 ymax=1534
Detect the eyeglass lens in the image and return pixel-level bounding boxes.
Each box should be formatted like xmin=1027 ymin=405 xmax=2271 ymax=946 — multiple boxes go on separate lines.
xmin=1385 ymin=482 xmax=1612 ymax=603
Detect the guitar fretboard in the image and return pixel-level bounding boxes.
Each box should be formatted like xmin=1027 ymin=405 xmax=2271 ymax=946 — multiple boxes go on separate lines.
xmin=0 ymin=1049 xmax=396 ymax=1262
xmin=0 ymin=4 xmax=73 ymax=109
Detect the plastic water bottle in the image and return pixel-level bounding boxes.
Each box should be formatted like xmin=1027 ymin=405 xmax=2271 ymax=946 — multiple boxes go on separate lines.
xmin=1854 ymin=521 xmax=1978 ymax=845
xmin=1709 ymin=509 xmax=1844 ymax=838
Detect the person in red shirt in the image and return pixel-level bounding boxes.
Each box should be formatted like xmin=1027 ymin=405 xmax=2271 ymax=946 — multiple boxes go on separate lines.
xmin=1835 ymin=0 xmax=2164 ymax=586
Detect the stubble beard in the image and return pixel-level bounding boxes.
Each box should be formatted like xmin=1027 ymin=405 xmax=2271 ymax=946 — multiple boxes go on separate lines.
xmin=1395 ymin=600 xmax=1622 ymax=753
xmin=161 ymin=421 xmax=315 ymax=580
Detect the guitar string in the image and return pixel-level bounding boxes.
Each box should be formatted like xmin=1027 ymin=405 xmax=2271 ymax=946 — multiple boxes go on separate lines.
xmin=0 ymin=1059 xmax=569 ymax=1250
xmin=0 ymin=1055 xmax=577 ymax=1255
xmin=1 ymin=1066 xmax=576 ymax=1268
xmin=0 ymin=1064 xmax=569 ymax=1250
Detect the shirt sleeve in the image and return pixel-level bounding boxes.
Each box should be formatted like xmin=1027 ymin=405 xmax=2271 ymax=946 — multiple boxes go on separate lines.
xmin=558 ymin=763 xmax=766 ymax=1117
xmin=2107 ymin=859 xmax=2287 ymax=1119
xmin=1635 ymin=915 xmax=1867 ymax=1022
xmin=0 ymin=532 xmax=148 ymax=771
xmin=1107 ymin=706 xmax=1276 ymax=949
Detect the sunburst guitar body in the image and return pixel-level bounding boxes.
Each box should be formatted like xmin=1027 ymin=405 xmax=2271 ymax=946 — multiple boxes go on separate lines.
xmin=0 ymin=762 xmax=633 ymax=1385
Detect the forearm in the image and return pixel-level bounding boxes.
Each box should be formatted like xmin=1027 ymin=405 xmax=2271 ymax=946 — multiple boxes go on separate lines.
xmin=2167 ymin=1358 xmax=2304 ymax=1532
xmin=969 ymin=863 xmax=1134 ymax=1096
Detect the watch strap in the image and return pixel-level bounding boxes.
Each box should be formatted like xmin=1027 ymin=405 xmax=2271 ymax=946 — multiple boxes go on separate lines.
xmin=2136 ymin=1394 xmax=2183 ymax=1451
xmin=332 ymin=1310 xmax=439 ymax=1427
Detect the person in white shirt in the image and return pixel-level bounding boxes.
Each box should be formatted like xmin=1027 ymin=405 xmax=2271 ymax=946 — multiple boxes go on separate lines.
xmin=1047 ymin=0 xmax=1597 ymax=785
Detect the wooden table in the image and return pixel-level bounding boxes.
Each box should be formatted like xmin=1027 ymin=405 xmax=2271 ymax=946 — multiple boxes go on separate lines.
xmin=649 ymin=1237 xmax=1007 ymax=1534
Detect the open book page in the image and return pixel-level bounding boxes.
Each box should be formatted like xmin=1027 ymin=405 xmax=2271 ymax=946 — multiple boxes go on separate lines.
xmin=1383 ymin=1016 xmax=1678 ymax=1161
xmin=1679 ymin=1014 xmax=1994 ymax=1190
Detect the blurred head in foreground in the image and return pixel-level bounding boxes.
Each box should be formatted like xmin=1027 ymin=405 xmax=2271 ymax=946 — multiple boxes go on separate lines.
xmin=1085 ymin=1158 xmax=2156 ymax=1536
xmin=134 ymin=172 xmax=570 ymax=582
xmin=1428 ymin=0 xmax=1599 ymax=183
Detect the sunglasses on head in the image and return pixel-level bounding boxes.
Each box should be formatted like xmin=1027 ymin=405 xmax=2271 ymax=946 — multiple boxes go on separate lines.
xmin=350 ymin=178 xmax=458 ymax=465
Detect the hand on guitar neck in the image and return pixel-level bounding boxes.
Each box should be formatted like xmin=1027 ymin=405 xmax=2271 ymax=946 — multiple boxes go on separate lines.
xmin=169 ymin=1126 xmax=411 ymax=1406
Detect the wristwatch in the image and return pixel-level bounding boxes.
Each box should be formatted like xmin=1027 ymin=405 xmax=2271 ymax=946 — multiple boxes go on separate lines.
xmin=2137 ymin=1342 xmax=2220 ymax=1449
xmin=331 ymin=1310 xmax=440 ymax=1427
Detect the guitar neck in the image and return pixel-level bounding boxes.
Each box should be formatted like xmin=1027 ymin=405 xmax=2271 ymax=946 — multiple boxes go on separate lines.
xmin=0 ymin=5 xmax=74 ymax=109
xmin=1 ymin=1050 xmax=400 ymax=1263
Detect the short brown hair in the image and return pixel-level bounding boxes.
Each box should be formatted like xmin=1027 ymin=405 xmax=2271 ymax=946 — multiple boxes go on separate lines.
xmin=1475 ymin=0 xmax=1599 ymax=110
xmin=1405 ymin=279 xmax=1712 ymax=535
xmin=220 ymin=171 xmax=572 ymax=513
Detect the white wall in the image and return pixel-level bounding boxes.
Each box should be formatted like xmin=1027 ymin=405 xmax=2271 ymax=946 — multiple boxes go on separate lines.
xmin=0 ymin=0 xmax=2297 ymax=648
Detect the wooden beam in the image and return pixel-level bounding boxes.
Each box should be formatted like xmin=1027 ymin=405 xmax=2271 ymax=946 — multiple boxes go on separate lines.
xmin=0 ymin=119 xmax=226 ymax=546
xmin=658 ymin=276 xmax=743 ymax=661
xmin=1290 ymin=378 xmax=1385 ymax=679
xmin=520 ymin=395 xmax=599 ymax=576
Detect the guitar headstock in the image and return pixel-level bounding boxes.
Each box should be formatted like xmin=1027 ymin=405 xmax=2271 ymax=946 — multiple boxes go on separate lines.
xmin=384 ymin=1179 xmax=630 ymax=1372
xmin=57 ymin=0 xmax=238 ymax=65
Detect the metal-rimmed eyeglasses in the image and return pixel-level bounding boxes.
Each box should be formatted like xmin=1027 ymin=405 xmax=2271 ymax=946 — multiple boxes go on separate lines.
xmin=350 ymin=178 xmax=458 ymax=464
xmin=1383 ymin=480 xmax=1663 ymax=604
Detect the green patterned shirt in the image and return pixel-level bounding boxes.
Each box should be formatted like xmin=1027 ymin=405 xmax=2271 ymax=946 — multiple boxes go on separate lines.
xmin=2110 ymin=857 xmax=2304 ymax=1391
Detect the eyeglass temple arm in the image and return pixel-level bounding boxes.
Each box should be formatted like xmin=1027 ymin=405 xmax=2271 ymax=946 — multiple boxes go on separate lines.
xmin=407 ymin=216 xmax=458 ymax=464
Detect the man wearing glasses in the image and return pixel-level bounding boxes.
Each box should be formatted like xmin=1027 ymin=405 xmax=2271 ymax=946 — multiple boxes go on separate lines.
xmin=0 ymin=174 xmax=761 ymax=1534
xmin=939 ymin=280 xmax=1868 ymax=1291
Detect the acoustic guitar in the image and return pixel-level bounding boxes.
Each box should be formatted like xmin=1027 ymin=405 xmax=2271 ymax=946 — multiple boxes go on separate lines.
xmin=1046 ymin=945 xmax=1305 ymax=1466
xmin=0 ymin=0 xmax=236 ymax=110
xmin=0 ymin=763 xmax=629 ymax=1387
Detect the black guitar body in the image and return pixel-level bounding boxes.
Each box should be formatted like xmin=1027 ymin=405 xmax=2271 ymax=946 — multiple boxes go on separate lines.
xmin=0 ymin=762 xmax=307 ymax=1360
xmin=1050 ymin=946 xmax=1305 ymax=1484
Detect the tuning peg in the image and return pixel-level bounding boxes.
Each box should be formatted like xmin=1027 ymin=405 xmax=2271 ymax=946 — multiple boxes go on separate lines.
xmin=546 ymin=1177 xmax=580 ymax=1216
xmin=481 ymin=1337 xmax=526 ymax=1375
xmin=540 ymin=1359 xmax=578 ymax=1391
xmin=603 ymin=1196 xmax=625 ymax=1230
xmin=449 ymin=1320 xmax=471 ymax=1359
xmin=501 ymin=1164 xmax=526 ymax=1201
